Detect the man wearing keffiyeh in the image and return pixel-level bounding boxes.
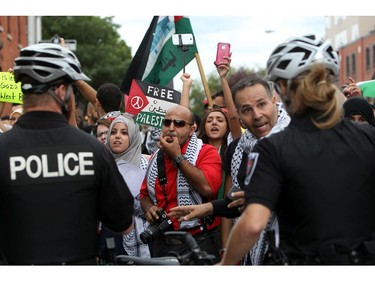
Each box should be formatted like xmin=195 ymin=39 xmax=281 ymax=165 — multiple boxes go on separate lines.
xmin=169 ymin=77 xmax=290 ymax=265
xmin=140 ymin=104 xmax=223 ymax=261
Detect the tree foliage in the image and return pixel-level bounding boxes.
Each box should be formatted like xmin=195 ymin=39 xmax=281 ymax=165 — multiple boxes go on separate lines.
xmin=41 ymin=16 xmax=132 ymax=90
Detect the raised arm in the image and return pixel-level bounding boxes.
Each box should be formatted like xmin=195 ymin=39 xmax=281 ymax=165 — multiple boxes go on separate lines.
xmin=180 ymin=72 xmax=193 ymax=108
xmin=76 ymin=80 xmax=97 ymax=105
xmin=343 ymin=76 xmax=362 ymax=98
xmin=60 ymin=38 xmax=97 ymax=106
xmin=215 ymin=57 xmax=242 ymax=140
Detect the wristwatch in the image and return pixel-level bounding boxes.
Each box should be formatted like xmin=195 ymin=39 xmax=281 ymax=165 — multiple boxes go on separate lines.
xmin=172 ymin=155 xmax=187 ymax=168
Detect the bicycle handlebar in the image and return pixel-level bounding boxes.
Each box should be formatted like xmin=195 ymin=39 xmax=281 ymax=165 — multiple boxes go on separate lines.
xmin=115 ymin=255 xmax=180 ymax=265
xmin=113 ymin=231 xmax=216 ymax=265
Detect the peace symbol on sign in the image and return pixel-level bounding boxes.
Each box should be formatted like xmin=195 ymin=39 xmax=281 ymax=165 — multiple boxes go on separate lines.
xmin=131 ymin=96 xmax=144 ymax=109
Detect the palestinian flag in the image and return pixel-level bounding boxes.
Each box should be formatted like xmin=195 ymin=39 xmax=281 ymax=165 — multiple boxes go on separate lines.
xmin=120 ymin=16 xmax=198 ymax=94
xmin=357 ymin=80 xmax=375 ymax=98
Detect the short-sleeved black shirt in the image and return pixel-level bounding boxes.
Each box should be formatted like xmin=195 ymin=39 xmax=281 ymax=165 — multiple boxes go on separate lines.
xmin=244 ymin=114 xmax=375 ymax=257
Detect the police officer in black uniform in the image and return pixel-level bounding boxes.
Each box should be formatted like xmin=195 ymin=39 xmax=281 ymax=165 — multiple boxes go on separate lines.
xmin=0 ymin=43 xmax=134 ymax=265
xmin=220 ymin=35 xmax=375 ymax=265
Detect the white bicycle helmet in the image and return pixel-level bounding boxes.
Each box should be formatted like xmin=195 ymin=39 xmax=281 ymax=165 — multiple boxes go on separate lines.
xmin=13 ymin=43 xmax=90 ymax=86
xmin=265 ymin=35 xmax=339 ymax=82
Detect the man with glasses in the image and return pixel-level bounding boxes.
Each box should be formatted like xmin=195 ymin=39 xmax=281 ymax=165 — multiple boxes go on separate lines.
xmin=140 ymin=104 xmax=222 ymax=261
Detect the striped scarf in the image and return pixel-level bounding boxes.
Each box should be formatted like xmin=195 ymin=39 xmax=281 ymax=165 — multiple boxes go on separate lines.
xmin=232 ymin=102 xmax=290 ymax=265
xmin=146 ymin=133 xmax=203 ymax=229
xmin=119 ymin=157 xmax=151 ymax=258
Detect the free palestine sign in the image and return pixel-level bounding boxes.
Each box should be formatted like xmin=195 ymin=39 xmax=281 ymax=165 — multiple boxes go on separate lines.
xmin=126 ymin=79 xmax=181 ymax=128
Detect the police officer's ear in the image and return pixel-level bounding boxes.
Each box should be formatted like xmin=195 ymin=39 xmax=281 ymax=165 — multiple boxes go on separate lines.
xmin=54 ymin=84 xmax=66 ymax=100
xmin=54 ymin=84 xmax=74 ymax=105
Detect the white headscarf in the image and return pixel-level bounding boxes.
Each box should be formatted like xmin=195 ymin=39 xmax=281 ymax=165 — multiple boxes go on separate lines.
xmin=105 ymin=113 xmax=142 ymax=166
xmin=106 ymin=115 xmax=151 ymax=258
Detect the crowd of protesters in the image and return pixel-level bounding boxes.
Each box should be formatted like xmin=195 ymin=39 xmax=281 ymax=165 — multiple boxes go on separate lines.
xmin=1 ymin=33 xmax=375 ymax=266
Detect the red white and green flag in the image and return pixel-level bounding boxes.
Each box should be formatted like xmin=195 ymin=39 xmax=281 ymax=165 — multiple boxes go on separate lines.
xmin=120 ymin=16 xmax=198 ymax=95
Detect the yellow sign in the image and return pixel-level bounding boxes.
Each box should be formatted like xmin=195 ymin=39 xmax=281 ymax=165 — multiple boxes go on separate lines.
xmin=0 ymin=72 xmax=23 ymax=104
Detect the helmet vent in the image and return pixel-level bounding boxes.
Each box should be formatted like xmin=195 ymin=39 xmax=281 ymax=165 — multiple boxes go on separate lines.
xmin=325 ymin=45 xmax=336 ymax=60
xmin=68 ymin=63 xmax=82 ymax=74
xmin=34 ymin=69 xmax=52 ymax=78
xmin=271 ymin=46 xmax=285 ymax=56
xmin=289 ymin=47 xmax=311 ymax=60
xmin=277 ymin=59 xmax=291 ymax=70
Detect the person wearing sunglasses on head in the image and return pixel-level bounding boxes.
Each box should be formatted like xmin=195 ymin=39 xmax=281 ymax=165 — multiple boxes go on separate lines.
xmin=140 ymin=104 xmax=223 ymax=262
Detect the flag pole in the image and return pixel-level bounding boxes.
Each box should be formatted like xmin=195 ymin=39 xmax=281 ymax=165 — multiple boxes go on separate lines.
xmin=194 ymin=52 xmax=213 ymax=109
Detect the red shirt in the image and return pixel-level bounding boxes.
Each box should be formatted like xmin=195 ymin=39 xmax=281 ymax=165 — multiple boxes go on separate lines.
xmin=140 ymin=141 xmax=222 ymax=235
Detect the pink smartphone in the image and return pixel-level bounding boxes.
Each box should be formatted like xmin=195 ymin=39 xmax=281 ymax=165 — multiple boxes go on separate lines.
xmin=215 ymin=42 xmax=231 ymax=65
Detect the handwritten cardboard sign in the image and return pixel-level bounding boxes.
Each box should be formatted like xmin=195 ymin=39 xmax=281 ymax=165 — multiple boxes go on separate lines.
xmin=0 ymin=72 xmax=23 ymax=104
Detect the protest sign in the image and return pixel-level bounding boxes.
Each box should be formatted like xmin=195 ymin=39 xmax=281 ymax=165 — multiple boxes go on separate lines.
xmin=126 ymin=79 xmax=181 ymax=128
xmin=0 ymin=72 xmax=23 ymax=104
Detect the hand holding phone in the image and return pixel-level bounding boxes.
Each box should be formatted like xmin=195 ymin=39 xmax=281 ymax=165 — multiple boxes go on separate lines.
xmin=215 ymin=42 xmax=231 ymax=65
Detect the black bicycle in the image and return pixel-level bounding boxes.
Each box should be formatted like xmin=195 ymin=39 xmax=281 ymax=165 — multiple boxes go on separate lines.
xmin=106 ymin=231 xmax=216 ymax=265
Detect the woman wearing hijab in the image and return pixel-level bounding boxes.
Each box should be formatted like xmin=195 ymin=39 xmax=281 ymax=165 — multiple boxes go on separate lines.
xmin=104 ymin=113 xmax=151 ymax=258
xmin=342 ymin=96 xmax=375 ymax=126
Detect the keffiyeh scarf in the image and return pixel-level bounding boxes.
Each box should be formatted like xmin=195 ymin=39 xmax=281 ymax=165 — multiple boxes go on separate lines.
xmin=231 ymin=102 xmax=290 ymax=265
xmin=119 ymin=157 xmax=151 ymax=258
xmin=146 ymin=133 xmax=203 ymax=229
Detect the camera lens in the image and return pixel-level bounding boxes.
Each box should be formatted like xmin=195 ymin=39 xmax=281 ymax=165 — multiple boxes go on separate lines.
xmin=139 ymin=210 xmax=172 ymax=244
xmin=140 ymin=224 xmax=161 ymax=244
xmin=140 ymin=230 xmax=151 ymax=244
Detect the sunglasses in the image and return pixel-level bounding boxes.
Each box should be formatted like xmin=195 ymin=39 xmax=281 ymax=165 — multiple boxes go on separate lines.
xmin=162 ymin=118 xmax=193 ymax=128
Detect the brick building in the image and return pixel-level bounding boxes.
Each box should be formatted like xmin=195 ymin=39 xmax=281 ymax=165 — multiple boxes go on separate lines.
xmin=0 ymin=16 xmax=28 ymax=72
xmin=0 ymin=16 xmax=41 ymax=116
xmin=325 ymin=16 xmax=375 ymax=86
xmin=337 ymin=31 xmax=375 ymax=85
